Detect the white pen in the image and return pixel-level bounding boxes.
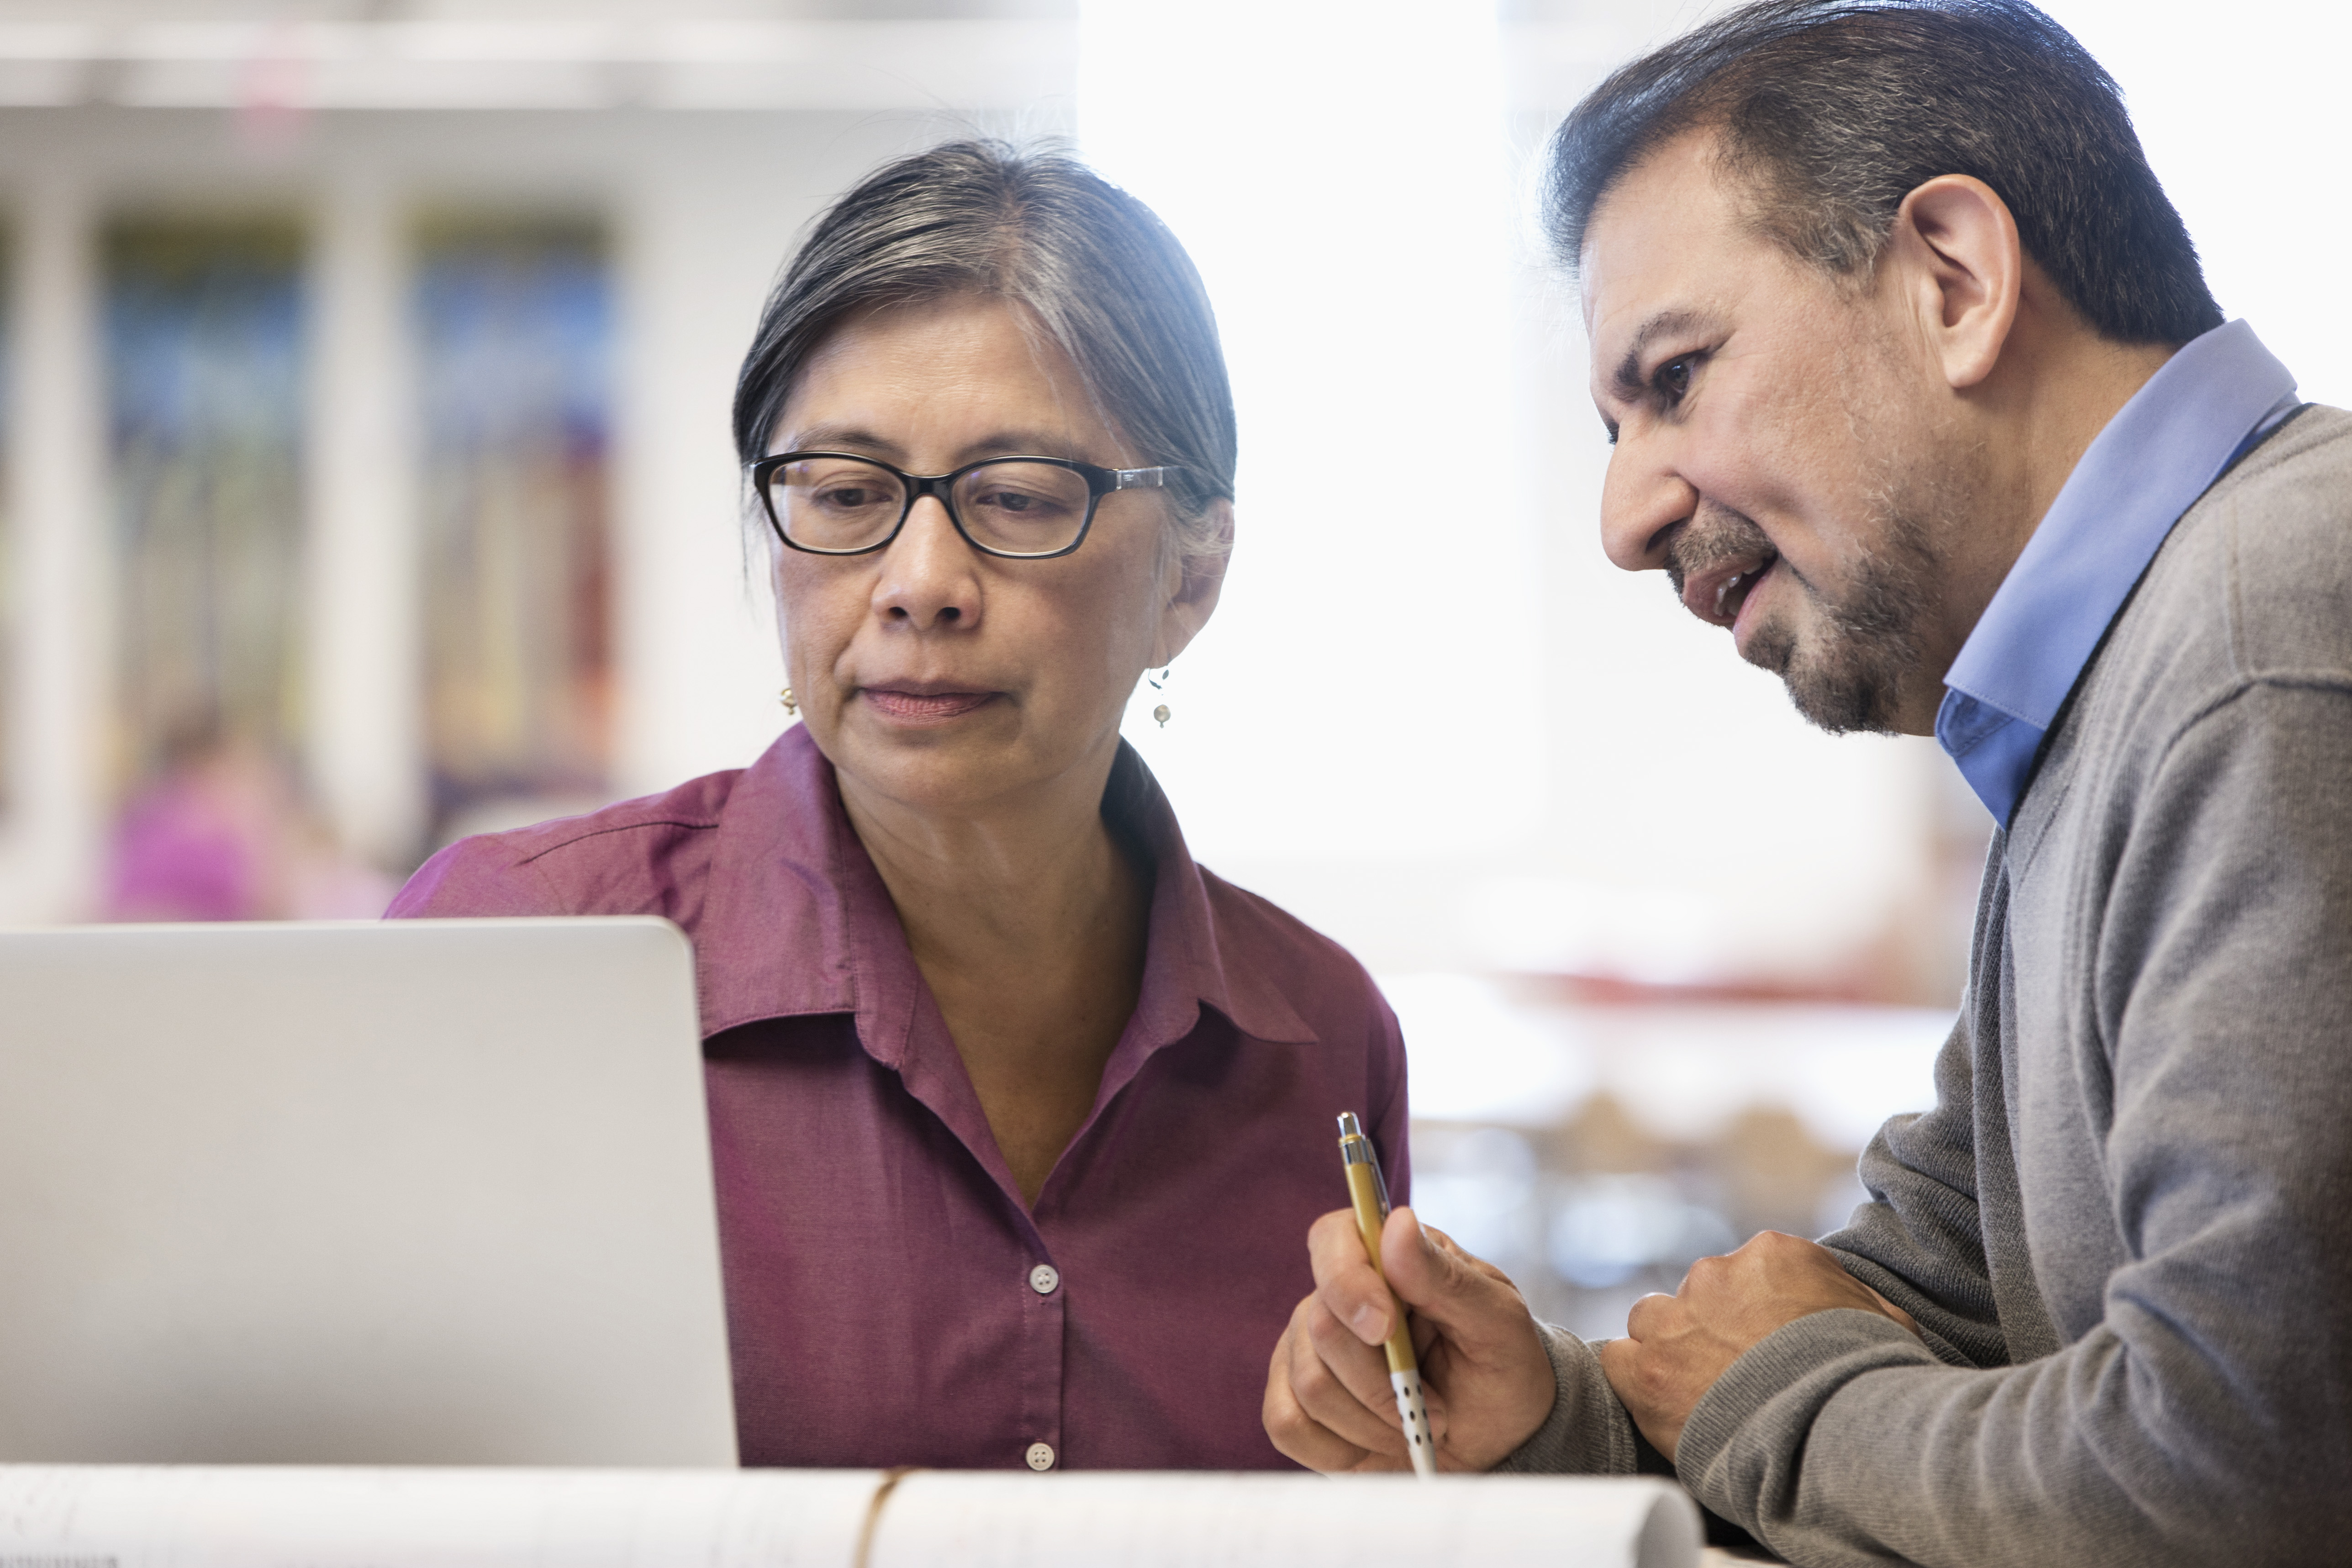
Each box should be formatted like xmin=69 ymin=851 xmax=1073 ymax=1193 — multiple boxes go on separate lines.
xmin=1336 ymin=1111 xmax=1437 ymax=1479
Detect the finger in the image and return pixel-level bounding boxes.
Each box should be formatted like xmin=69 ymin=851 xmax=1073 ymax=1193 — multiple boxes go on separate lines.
xmin=1263 ymin=1309 xmax=1382 ymax=1473
xmin=1307 ymin=1205 xmax=1401 ymax=1345
xmin=1376 ymin=1207 xmax=1524 ymax=1352
xmin=1420 ymin=1222 xmax=1519 ymax=1288
xmin=1298 ymin=1293 xmax=1416 ymax=1454
xmin=1624 ymin=1290 xmax=1675 ymax=1341
xmin=1598 ymin=1336 xmax=1681 ymax=1465
xmin=1598 ymin=1333 xmax=1637 ymax=1390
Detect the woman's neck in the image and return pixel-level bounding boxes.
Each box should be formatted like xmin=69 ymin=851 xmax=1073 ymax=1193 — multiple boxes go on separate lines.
xmin=836 ymin=744 xmax=1151 ymax=1206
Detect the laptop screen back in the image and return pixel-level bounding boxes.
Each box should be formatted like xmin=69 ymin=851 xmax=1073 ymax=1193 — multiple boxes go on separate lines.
xmin=0 ymin=917 xmax=737 ymax=1466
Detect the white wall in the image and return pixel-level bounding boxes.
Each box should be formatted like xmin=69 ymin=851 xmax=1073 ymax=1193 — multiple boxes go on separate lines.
xmin=1080 ymin=0 xmax=1946 ymax=985
xmin=1086 ymin=0 xmax=2344 ymax=984
xmin=2037 ymin=0 xmax=2352 ymax=408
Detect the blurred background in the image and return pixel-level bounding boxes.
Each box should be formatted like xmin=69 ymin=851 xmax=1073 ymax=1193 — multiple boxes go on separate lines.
xmin=0 ymin=0 xmax=2338 ymax=1336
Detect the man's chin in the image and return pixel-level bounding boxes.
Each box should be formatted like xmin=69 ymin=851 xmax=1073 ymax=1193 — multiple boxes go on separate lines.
xmin=1745 ymin=619 xmax=1909 ymax=736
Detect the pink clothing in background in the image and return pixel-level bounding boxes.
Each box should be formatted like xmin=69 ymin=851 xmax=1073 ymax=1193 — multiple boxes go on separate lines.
xmin=108 ymin=776 xmax=264 ymax=920
xmin=387 ymin=724 xmax=1410 ymax=1471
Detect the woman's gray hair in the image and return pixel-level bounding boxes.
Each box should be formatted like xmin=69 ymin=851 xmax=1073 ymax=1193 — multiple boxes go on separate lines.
xmin=732 ymin=138 xmax=1237 ymax=570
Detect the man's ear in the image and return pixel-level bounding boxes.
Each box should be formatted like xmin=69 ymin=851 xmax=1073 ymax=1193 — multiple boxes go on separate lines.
xmin=1888 ymin=174 xmax=2022 ymax=391
xmin=1149 ymin=498 xmax=1232 ymax=668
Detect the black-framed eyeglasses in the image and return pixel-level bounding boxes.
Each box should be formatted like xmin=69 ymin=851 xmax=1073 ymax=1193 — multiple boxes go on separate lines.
xmin=751 ymin=450 xmax=1180 ymax=560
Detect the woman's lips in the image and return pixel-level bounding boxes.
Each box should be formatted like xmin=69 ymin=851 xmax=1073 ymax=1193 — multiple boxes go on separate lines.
xmin=860 ymin=687 xmax=997 ymax=723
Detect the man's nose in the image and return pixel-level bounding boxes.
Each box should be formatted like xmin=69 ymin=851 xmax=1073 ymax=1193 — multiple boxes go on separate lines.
xmin=1598 ymin=433 xmax=1697 ymax=573
xmin=872 ymin=496 xmax=982 ymax=629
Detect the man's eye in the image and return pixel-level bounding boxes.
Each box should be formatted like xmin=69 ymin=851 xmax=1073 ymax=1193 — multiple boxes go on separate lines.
xmin=1656 ymin=355 xmax=1697 ymax=404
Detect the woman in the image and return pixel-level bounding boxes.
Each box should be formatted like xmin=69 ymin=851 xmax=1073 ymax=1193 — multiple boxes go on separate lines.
xmin=390 ymin=140 xmax=1408 ymax=1471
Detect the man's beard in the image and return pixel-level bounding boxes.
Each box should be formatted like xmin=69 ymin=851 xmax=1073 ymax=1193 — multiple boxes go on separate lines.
xmin=1668 ymin=503 xmax=1938 ymax=735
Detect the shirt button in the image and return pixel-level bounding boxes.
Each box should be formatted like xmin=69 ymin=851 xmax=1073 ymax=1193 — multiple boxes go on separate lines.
xmin=1028 ymin=1263 xmax=1060 ymax=1295
xmin=1025 ymin=1441 xmax=1056 ymax=1471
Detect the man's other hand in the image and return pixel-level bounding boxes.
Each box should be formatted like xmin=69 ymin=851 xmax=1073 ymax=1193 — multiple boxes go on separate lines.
xmin=1263 ymin=1205 xmax=1556 ymax=1472
xmin=1600 ymin=1230 xmax=1920 ymax=1463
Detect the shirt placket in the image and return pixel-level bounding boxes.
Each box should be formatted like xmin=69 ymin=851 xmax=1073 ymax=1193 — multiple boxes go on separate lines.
xmin=1018 ymin=1242 xmax=1065 ymax=1470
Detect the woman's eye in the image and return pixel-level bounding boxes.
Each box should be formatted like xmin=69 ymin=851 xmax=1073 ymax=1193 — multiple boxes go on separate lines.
xmin=974 ymin=487 xmax=1061 ymax=517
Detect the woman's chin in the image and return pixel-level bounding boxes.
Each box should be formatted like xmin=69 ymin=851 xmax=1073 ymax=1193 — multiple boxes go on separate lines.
xmin=822 ymin=709 xmax=1124 ymax=827
xmin=828 ymin=723 xmax=1015 ymax=807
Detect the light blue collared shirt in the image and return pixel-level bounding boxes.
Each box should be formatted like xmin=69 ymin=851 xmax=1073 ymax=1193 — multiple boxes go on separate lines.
xmin=1935 ymin=320 xmax=2300 ymax=824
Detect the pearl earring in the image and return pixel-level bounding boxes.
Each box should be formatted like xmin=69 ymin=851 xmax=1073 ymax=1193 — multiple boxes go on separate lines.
xmin=1147 ymin=666 xmax=1172 ymax=728
xmin=779 ymin=686 xmax=798 ymax=715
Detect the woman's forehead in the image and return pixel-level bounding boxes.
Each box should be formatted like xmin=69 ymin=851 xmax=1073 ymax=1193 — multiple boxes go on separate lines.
xmin=775 ymin=294 xmax=1118 ymax=460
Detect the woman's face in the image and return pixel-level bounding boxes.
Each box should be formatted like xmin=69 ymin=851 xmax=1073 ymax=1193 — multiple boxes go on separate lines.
xmin=769 ymin=293 xmax=1223 ymax=820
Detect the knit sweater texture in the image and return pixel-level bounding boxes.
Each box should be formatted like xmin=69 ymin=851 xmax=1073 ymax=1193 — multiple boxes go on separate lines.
xmin=1499 ymin=406 xmax=2352 ymax=1565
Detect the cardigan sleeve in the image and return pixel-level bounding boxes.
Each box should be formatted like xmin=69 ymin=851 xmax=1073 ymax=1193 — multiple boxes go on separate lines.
xmin=1673 ymin=682 xmax=2352 ymax=1567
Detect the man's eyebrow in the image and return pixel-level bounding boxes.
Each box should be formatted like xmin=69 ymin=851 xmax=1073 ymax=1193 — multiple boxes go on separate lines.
xmin=1608 ymin=309 xmax=1714 ymax=401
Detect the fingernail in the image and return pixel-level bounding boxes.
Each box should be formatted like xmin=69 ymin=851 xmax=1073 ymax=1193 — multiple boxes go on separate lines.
xmin=1350 ymin=1301 xmax=1389 ymax=1341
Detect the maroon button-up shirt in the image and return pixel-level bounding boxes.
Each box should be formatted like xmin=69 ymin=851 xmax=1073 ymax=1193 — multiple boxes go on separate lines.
xmin=387 ymin=725 xmax=1408 ymax=1471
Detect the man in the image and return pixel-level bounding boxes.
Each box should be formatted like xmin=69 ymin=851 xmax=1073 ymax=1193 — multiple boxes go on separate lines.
xmin=1263 ymin=1 xmax=2352 ymax=1562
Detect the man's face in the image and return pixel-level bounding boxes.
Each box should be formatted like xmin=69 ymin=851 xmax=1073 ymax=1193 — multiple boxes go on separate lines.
xmin=1581 ymin=132 xmax=1972 ymax=736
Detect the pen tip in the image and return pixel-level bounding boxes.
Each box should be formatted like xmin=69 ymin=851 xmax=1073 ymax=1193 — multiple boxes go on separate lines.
xmin=1336 ymin=1111 xmax=1362 ymax=1137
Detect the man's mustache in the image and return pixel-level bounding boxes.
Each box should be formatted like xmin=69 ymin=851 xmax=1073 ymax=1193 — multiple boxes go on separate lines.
xmin=1663 ymin=506 xmax=1776 ymax=600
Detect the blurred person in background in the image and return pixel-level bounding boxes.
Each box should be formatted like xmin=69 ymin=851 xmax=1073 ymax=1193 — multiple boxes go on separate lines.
xmin=106 ymin=716 xmax=394 ymax=922
xmin=1266 ymin=0 xmax=2352 ymax=1561
xmin=390 ymin=140 xmax=1407 ymax=1470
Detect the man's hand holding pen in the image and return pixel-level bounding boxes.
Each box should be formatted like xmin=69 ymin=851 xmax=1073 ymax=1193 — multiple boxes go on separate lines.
xmin=1267 ymin=1216 xmax=1928 ymax=1474
xmin=1263 ymin=1205 xmax=1557 ymax=1473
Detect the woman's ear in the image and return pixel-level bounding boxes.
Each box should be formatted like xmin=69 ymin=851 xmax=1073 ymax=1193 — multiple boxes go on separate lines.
xmin=1889 ymin=174 xmax=2023 ymax=392
xmin=1149 ymin=498 xmax=1232 ymax=668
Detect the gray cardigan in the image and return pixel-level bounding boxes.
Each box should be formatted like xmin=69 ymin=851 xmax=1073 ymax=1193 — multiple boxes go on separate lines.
xmin=1502 ymin=407 xmax=2352 ymax=1565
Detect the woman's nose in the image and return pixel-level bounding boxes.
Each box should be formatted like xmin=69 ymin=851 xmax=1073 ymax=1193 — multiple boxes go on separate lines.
xmin=872 ymin=495 xmax=982 ymax=628
xmin=1598 ymin=431 xmax=1698 ymax=574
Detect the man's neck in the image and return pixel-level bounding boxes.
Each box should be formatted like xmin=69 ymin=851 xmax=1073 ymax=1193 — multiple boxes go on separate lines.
xmin=1896 ymin=318 xmax=2178 ymax=734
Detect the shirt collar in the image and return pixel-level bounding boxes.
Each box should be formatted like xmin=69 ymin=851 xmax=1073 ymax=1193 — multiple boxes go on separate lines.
xmin=693 ymin=723 xmax=1315 ymax=1052
xmin=1935 ymin=319 xmax=2297 ymax=823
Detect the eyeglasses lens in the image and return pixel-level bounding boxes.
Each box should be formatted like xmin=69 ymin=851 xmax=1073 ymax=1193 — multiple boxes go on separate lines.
xmin=769 ymin=456 xmax=1094 ymax=556
xmin=771 ymin=457 xmax=908 ymax=553
xmin=950 ymin=461 xmax=1093 ymax=555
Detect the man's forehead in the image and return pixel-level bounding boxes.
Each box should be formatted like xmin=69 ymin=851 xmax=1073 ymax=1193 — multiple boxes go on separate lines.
xmin=1579 ymin=135 xmax=1740 ymax=331
xmin=1579 ymin=135 xmax=1792 ymax=399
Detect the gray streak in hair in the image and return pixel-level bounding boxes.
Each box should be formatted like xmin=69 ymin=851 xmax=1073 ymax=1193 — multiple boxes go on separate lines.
xmin=732 ymin=138 xmax=1237 ymax=570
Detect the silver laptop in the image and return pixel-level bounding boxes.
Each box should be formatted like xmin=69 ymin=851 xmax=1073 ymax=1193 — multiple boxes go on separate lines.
xmin=0 ymin=917 xmax=737 ymax=1466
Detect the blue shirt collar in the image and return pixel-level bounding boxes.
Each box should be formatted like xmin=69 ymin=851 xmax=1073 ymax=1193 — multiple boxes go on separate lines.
xmin=1935 ymin=320 xmax=2298 ymax=824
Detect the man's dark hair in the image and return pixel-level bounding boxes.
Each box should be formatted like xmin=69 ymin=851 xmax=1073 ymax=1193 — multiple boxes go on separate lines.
xmin=1546 ymin=0 xmax=2223 ymax=345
